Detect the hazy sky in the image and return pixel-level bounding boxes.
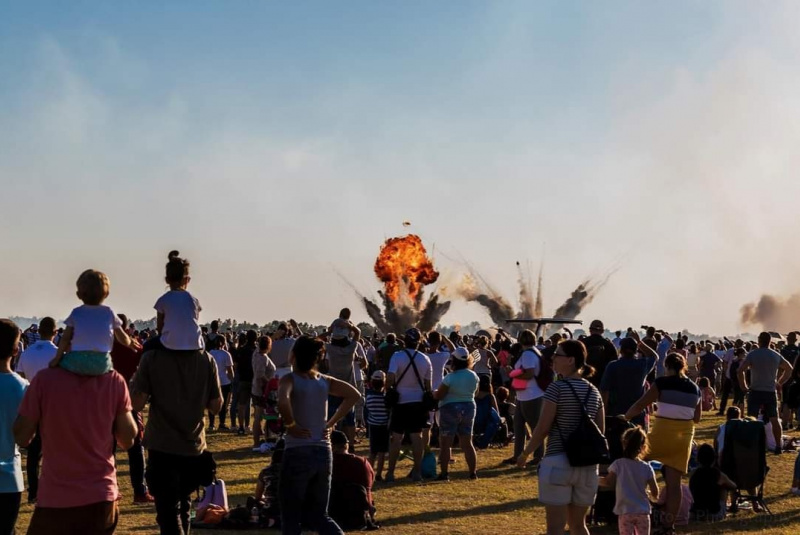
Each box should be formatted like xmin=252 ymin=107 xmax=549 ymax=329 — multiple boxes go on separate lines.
xmin=3 ymin=1 xmax=800 ymax=335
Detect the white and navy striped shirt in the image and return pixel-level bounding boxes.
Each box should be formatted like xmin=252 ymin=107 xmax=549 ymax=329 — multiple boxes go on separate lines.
xmin=365 ymin=389 xmax=390 ymax=426
xmin=544 ymin=378 xmax=603 ymax=457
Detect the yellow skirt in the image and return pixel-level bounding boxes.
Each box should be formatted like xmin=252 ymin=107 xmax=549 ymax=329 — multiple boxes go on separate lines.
xmin=646 ymin=417 xmax=695 ymax=474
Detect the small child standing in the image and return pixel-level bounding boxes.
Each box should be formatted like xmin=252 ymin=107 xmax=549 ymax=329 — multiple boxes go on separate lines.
xmin=49 ymin=270 xmax=141 ymax=375
xmin=698 ymin=377 xmax=717 ymax=412
xmin=601 ymin=427 xmax=659 ymax=535
xmin=364 ymin=371 xmax=390 ymax=481
xmin=153 ymin=251 xmax=204 ymax=351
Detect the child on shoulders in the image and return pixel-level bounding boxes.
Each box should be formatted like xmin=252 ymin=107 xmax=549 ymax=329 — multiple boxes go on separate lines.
xmin=153 ymin=251 xmax=204 ymax=351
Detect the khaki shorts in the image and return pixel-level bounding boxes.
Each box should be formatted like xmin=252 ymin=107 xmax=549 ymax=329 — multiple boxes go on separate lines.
xmin=538 ymin=454 xmax=598 ymax=507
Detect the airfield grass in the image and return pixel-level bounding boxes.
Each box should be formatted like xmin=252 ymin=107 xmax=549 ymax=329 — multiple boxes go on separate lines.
xmin=14 ymin=412 xmax=800 ymax=534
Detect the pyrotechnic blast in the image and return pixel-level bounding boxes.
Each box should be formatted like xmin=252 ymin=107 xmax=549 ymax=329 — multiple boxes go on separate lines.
xmin=362 ymin=234 xmax=452 ymax=334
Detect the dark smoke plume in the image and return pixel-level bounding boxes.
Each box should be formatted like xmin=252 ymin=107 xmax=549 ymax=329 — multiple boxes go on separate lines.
xmin=740 ymin=293 xmax=800 ymax=333
xmin=517 ymin=262 xmax=535 ymax=319
xmin=534 ymin=260 xmax=544 ymax=318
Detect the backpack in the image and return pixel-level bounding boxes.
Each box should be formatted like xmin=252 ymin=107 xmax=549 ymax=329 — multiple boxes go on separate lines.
xmin=533 ymin=348 xmax=555 ymax=392
xmin=556 ymin=380 xmax=610 ymax=467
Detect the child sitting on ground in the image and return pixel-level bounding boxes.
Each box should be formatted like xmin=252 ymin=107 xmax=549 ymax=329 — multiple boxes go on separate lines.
xmin=698 ymin=377 xmax=717 ymax=412
xmin=689 ymin=443 xmax=737 ymax=522
xmin=600 ymin=426 xmax=659 ymax=535
xmin=153 ymin=251 xmax=204 ymax=351
xmin=49 ymin=270 xmax=141 ymax=374
xmin=364 ymin=371 xmax=390 ymax=481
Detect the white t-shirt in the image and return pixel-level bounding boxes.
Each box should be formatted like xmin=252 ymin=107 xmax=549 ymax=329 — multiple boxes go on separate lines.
xmin=154 ymin=290 xmax=204 ymax=350
xmin=65 ymin=305 xmax=122 ymax=352
xmin=388 ymin=349 xmax=432 ymax=404
xmin=515 ymin=349 xmax=545 ymax=402
xmin=428 ymin=351 xmax=451 ymax=390
xmin=17 ymin=340 xmax=58 ymax=381
xmin=210 ymin=349 xmax=234 ymax=386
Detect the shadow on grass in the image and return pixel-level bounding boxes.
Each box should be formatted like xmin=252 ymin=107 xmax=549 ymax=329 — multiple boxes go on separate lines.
xmin=380 ymin=497 xmax=542 ymax=526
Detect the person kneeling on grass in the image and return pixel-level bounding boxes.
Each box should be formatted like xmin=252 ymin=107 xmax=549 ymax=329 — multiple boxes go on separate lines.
xmin=433 ymin=347 xmax=479 ymax=481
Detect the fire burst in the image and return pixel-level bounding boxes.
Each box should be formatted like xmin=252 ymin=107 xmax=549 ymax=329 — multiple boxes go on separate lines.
xmin=363 ymin=234 xmax=451 ymax=335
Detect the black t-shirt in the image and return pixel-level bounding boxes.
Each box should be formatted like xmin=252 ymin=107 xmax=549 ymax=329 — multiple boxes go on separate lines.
xmin=235 ymin=343 xmax=256 ymax=382
xmin=690 ymin=466 xmax=723 ymax=516
xmin=582 ymin=334 xmax=618 ymax=387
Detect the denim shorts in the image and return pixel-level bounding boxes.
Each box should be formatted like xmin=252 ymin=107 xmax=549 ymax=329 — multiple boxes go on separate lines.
xmin=438 ymin=401 xmax=475 ymax=437
xmin=328 ymin=395 xmax=356 ymax=427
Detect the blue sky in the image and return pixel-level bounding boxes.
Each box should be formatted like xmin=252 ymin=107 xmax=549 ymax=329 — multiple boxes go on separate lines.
xmin=2 ymin=1 xmax=800 ymax=334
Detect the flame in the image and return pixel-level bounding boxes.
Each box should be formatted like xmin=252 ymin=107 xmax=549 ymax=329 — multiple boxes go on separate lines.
xmin=374 ymin=234 xmax=439 ymax=303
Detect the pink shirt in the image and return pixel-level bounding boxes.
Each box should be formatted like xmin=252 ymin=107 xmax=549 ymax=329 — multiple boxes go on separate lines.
xmin=18 ymin=368 xmax=131 ymax=508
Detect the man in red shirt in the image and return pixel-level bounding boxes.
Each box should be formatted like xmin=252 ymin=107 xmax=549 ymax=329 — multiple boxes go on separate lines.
xmin=14 ymin=367 xmax=137 ymax=534
xmin=330 ymin=430 xmax=375 ymax=529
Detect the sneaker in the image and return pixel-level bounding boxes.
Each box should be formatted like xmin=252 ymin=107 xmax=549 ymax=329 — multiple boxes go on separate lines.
xmin=469 ymin=472 xmax=478 ymax=480
xmin=207 ymin=425 xmax=215 ymax=432
xmin=245 ymin=427 xmax=252 ymax=434
xmin=501 ymin=457 xmax=517 ymax=465
xmin=384 ymin=473 xmax=395 ymax=483
xmin=218 ymin=424 xmax=230 ymax=431
xmin=133 ymin=493 xmax=155 ymax=504
xmin=791 ymin=488 xmax=800 ymax=496
xmin=436 ymin=473 xmax=450 ymax=481
xmin=237 ymin=427 xmax=245 ymax=436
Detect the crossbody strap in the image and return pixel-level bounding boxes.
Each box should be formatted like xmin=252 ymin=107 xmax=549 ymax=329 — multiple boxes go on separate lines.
xmin=404 ymin=349 xmax=427 ymax=392
xmin=394 ymin=351 xmax=415 ymax=385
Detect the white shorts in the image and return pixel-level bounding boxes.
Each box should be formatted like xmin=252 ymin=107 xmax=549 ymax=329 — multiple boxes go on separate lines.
xmin=538 ymin=454 xmax=599 ymax=507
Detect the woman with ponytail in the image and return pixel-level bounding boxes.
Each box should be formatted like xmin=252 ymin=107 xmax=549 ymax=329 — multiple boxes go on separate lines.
xmin=517 ymin=340 xmax=605 ymax=535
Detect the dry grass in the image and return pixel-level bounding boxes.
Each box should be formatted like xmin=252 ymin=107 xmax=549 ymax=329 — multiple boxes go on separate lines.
xmin=14 ymin=412 xmax=800 ymax=534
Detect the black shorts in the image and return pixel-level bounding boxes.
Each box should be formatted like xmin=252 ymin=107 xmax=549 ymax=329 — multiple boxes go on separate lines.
xmin=389 ymin=402 xmax=428 ymax=435
xmin=748 ymin=390 xmax=778 ymax=418
xmin=369 ymin=424 xmax=390 ymax=454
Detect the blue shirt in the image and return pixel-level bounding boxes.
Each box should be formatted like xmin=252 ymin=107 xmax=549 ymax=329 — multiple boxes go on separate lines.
xmin=0 ymin=372 xmax=28 ymax=492
xmin=440 ymin=369 xmax=479 ymax=406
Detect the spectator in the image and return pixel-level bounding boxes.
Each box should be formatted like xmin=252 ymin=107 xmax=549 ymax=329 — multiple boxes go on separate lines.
xmin=612 ymin=330 xmax=623 ymax=350
xmin=718 ymin=339 xmax=744 ymax=414
xmin=0 ymin=319 xmax=26 ymax=535
xmin=600 ymin=334 xmax=657 ymax=430
xmin=277 ymin=335 xmax=361 ymax=535
xmin=504 ymin=329 xmax=546 ymax=466
xmin=208 ymin=336 xmax=234 ymax=431
xmin=235 ymin=330 xmax=258 ymax=435
xmin=781 ymin=332 xmax=800 ymax=427
xmin=517 ymin=340 xmax=605 ymax=535
xmin=14 ymin=330 xmax=137 ymax=534
xmin=131 ymin=340 xmax=223 ymax=534
xmin=364 ymin=371 xmax=390 ymax=481
xmin=15 ymin=316 xmax=58 ymax=505
xmin=689 ymin=444 xmax=736 ymax=522
xmin=583 ymin=319 xmax=618 ymax=388
xmin=329 ymin=431 xmax=376 ymax=530
xmin=624 ymin=353 xmax=700 ymax=534
xmin=325 ymin=321 xmax=362 ymax=453
xmin=385 ymin=328 xmax=433 ymax=483
xmin=269 ymin=321 xmax=302 ymax=380
xmin=433 ymin=347 xmax=479 ymax=480
xmin=737 ymin=332 xmax=793 ymax=455
xmin=252 ymin=335 xmax=277 ymax=450
xmin=373 ymin=333 xmax=401 ymax=373
xmin=110 ymin=313 xmax=153 ymax=504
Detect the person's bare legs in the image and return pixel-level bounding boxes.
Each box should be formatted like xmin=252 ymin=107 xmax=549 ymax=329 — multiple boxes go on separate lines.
xmin=386 ymin=432 xmax=403 ymax=479
xmin=545 ymin=504 xmax=568 ymax=535
xmin=343 ymin=425 xmax=356 ymax=454
xmin=771 ymin=416 xmax=783 ymax=453
xmin=252 ymin=406 xmax=264 ymax=447
xmin=566 ymin=504 xmax=590 ymax=535
xmin=410 ymin=432 xmax=424 ymax=478
xmin=439 ymin=435 xmax=453 ymax=476
xmin=663 ymin=466 xmax=683 ymax=531
xmin=458 ymin=433 xmax=477 ymax=476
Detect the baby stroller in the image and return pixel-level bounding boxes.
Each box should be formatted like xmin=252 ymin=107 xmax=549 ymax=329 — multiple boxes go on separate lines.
xmin=720 ymin=419 xmax=771 ymax=515
xmin=588 ymin=416 xmax=635 ymax=526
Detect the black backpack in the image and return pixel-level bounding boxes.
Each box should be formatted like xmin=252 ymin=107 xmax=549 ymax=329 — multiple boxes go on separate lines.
xmin=557 ymin=380 xmax=610 ymax=467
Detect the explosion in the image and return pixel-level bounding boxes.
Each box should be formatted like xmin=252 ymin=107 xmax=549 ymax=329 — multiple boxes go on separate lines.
xmin=363 ymin=235 xmax=451 ymax=334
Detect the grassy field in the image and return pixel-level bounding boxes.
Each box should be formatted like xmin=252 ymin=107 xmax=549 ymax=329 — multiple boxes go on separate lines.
xmin=14 ymin=412 xmax=800 ymax=534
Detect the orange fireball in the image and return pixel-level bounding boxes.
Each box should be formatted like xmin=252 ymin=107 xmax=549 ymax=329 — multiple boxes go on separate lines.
xmin=374 ymin=234 xmax=439 ymax=303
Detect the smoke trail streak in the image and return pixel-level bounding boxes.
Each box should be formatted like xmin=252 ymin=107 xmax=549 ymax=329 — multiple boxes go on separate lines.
xmin=517 ymin=261 xmax=535 ymax=319
xmin=534 ymin=258 xmax=544 ymax=318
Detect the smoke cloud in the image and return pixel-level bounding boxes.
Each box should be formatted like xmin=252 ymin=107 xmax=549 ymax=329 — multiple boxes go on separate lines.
xmin=740 ymin=294 xmax=800 ymax=334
